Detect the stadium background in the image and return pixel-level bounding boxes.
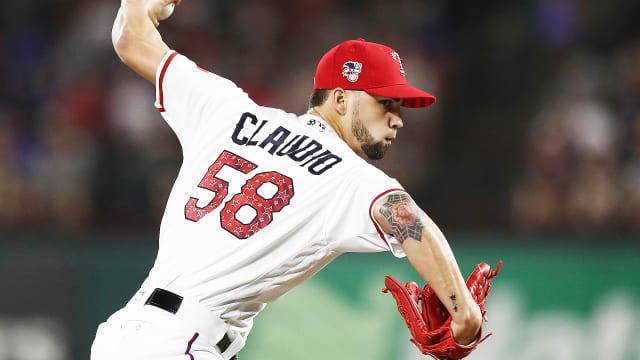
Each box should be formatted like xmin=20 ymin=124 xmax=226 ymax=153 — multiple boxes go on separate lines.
xmin=1 ymin=0 xmax=639 ymax=359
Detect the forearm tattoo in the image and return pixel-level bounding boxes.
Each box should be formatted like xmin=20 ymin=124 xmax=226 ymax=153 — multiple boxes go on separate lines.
xmin=450 ymin=294 xmax=459 ymax=312
xmin=379 ymin=192 xmax=424 ymax=243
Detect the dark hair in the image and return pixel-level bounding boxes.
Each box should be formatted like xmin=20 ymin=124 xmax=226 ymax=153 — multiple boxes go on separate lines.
xmin=308 ymin=89 xmax=331 ymax=108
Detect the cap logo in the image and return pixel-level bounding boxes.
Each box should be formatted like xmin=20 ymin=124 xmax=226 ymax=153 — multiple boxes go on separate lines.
xmin=390 ymin=52 xmax=405 ymax=76
xmin=342 ymin=61 xmax=362 ymax=82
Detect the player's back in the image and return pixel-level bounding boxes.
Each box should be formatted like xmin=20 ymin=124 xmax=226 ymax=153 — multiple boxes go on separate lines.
xmin=140 ymin=51 xmax=403 ymax=332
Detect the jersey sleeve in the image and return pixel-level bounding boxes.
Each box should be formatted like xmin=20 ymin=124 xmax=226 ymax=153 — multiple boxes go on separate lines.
xmin=327 ymin=165 xmax=407 ymax=258
xmin=154 ymin=50 xmax=255 ymax=152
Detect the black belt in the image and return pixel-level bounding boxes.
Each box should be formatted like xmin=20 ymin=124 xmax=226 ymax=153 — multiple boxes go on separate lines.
xmin=145 ymin=288 xmax=238 ymax=360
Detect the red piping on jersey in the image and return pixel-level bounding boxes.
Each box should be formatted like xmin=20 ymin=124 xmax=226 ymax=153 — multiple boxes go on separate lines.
xmin=185 ymin=332 xmax=199 ymax=360
xmin=157 ymin=51 xmax=179 ymax=113
xmin=368 ymin=188 xmax=406 ymax=248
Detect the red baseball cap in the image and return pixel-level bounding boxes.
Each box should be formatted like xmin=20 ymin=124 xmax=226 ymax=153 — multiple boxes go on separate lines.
xmin=314 ymin=39 xmax=436 ymax=108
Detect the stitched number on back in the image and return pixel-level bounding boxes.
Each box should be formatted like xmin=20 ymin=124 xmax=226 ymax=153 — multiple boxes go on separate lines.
xmin=220 ymin=171 xmax=294 ymax=239
xmin=184 ymin=151 xmax=295 ymax=239
xmin=185 ymin=151 xmax=257 ymax=222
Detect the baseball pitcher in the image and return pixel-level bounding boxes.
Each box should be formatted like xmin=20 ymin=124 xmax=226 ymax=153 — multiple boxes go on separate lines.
xmin=91 ymin=0 xmax=500 ymax=359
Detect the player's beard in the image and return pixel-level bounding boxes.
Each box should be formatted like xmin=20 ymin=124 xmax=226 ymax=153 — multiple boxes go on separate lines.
xmin=361 ymin=140 xmax=390 ymax=160
xmin=351 ymin=96 xmax=391 ymax=160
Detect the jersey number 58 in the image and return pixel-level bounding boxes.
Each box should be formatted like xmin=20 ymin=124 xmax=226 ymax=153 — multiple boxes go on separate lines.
xmin=184 ymin=150 xmax=294 ymax=239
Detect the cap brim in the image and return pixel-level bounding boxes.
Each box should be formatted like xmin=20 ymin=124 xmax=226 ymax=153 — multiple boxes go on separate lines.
xmin=364 ymin=84 xmax=436 ymax=108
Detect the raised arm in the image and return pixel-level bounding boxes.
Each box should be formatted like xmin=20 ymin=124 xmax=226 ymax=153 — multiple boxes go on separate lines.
xmin=112 ymin=0 xmax=179 ymax=83
xmin=373 ymin=192 xmax=482 ymax=345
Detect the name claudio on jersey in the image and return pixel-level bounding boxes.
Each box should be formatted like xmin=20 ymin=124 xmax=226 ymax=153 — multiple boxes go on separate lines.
xmin=231 ymin=112 xmax=342 ymax=175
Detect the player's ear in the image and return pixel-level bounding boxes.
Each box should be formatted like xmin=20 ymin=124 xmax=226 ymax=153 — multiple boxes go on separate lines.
xmin=331 ymin=88 xmax=348 ymax=116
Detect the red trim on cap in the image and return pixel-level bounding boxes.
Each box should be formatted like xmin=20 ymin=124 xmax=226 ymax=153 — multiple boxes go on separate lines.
xmin=157 ymin=51 xmax=179 ymax=113
xmin=403 ymin=97 xmax=434 ymax=108
xmin=368 ymin=188 xmax=406 ymax=247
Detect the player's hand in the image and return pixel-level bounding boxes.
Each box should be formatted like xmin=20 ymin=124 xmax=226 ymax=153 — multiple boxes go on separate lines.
xmin=146 ymin=0 xmax=181 ymax=27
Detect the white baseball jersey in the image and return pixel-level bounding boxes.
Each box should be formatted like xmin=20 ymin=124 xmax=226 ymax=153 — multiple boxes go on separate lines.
xmin=142 ymin=50 xmax=407 ymax=341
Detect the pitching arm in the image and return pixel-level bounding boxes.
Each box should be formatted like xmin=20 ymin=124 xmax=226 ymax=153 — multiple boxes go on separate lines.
xmin=373 ymin=192 xmax=482 ymax=345
xmin=112 ymin=0 xmax=180 ymax=83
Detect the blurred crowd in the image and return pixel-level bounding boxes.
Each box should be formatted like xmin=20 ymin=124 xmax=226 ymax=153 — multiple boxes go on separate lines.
xmin=0 ymin=0 xmax=638 ymax=234
xmin=511 ymin=48 xmax=640 ymax=232
xmin=510 ymin=4 xmax=640 ymax=233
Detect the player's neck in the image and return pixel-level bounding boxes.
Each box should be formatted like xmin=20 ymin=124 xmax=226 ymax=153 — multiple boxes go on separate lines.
xmin=310 ymin=106 xmax=366 ymax=157
xmin=310 ymin=106 xmax=347 ymax=141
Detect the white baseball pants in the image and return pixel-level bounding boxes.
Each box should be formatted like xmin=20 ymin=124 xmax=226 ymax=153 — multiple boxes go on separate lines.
xmin=90 ymin=288 xmax=242 ymax=360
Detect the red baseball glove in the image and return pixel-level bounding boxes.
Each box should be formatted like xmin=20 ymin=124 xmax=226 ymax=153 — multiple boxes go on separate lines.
xmin=382 ymin=261 xmax=502 ymax=360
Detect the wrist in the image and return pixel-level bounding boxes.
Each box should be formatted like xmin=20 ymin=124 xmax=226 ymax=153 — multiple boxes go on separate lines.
xmin=450 ymin=309 xmax=482 ymax=345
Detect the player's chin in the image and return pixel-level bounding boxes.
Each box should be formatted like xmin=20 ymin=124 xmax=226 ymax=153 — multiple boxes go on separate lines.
xmin=362 ymin=141 xmax=391 ymax=160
